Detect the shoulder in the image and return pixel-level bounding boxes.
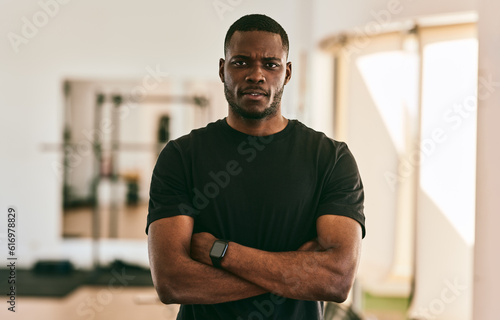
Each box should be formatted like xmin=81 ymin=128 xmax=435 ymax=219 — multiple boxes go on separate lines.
xmin=168 ymin=119 xmax=225 ymax=151
xmin=290 ymin=120 xmax=350 ymax=156
xmin=156 ymin=119 xmax=225 ymax=165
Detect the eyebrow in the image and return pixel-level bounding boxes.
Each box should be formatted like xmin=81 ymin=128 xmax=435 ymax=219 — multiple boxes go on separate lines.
xmin=230 ymin=55 xmax=282 ymax=62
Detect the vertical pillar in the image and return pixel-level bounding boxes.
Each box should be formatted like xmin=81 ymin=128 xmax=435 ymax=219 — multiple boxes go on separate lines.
xmin=474 ymin=1 xmax=500 ymax=319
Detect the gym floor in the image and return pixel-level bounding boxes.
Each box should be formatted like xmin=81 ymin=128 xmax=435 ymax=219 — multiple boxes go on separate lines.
xmin=0 ymin=286 xmax=180 ymax=320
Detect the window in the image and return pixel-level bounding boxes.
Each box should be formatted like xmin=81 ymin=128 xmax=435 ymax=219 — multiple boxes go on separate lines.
xmin=324 ymin=21 xmax=477 ymax=319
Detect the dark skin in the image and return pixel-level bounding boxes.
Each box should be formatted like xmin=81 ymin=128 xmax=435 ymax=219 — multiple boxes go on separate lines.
xmin=220 ymin=30 xmax=291 ymax=136
xmin=148 ymin=30 xmax=363 ymax=305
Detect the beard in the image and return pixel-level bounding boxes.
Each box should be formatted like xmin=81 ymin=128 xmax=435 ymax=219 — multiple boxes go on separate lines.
xmin=224 ymin=83 xmax=285 ymax=120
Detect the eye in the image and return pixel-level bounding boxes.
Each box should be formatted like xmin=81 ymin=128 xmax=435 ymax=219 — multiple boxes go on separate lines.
xmin=232 ymin=61 xmax=247 ymax=66
xmin=266 ymin=62 xmax=280 ymax=68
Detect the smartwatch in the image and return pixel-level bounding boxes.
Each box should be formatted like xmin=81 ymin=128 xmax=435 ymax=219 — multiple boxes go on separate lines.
xmin=209 ymin=240 xmax=229 ymax=268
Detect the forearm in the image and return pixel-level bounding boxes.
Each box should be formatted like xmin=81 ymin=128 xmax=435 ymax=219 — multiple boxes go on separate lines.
xmin=154 ymin=255 xmax=266 ymax=305
xmin=185 ymin=216 xmax=361 ymax=303
xmin=220 ymin=242 xmax=354 ymax=302
xmin=148 ymin=216 xmax=267 ymax=305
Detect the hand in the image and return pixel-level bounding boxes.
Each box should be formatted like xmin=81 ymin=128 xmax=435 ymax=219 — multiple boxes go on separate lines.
xmin=190 ymin=232 xmax=217 ymax=266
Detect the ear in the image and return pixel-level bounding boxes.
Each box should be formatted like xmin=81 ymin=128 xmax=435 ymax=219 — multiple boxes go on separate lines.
xmin=284 ymin=61 xmax=292 ymax=85
xmin=219 ymin=58 xmax=225 ymax=83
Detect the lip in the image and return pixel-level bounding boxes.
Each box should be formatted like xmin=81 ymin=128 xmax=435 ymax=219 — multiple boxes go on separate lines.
xmin=242 ymin=93 xmax=266 ymax=100
xmin=240 ymin=88 xmax=268 ymax=96
xmin=240 ymin=88 xmax=268 ymax=100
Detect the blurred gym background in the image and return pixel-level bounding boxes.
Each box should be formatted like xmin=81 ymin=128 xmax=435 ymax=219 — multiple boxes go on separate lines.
xmin=1 ymin=0 xmax=499 ymax=319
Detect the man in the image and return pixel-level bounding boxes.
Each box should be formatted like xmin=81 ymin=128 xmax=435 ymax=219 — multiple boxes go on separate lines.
xmin=147 ymin=14 xmax=365 ymax=320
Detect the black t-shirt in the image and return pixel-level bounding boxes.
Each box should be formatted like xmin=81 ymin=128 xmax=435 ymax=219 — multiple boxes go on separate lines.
xmin=147 ymin=119 xmax=365 ymax=320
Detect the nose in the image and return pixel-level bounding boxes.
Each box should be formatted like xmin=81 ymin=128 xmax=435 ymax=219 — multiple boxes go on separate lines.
xmin=245 ymin=65 xmax=265 ymax=83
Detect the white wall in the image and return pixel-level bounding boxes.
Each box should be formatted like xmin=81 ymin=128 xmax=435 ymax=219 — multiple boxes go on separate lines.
xmin=0 ymin=0 xmax=304 ymax=268
xmin=473 ymin=0 xmax=500 ymax=318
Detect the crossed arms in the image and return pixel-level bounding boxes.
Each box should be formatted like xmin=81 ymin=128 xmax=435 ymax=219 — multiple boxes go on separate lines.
xmin=147 ymin=214 xmax=362 ymax=305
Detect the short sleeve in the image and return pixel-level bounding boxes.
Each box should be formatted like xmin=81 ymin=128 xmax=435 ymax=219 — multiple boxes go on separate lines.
xmin=316 ymin=142 xmax=366 ymax=238
xmin=146 ymin=141 xmax=195 ymax=234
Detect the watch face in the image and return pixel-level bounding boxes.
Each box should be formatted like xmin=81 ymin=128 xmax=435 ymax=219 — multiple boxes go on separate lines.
xmin=211 ymin=241 xmax=227 ymax=257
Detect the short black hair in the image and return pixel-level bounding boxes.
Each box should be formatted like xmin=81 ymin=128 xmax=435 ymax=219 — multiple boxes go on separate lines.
xmin=224 ymin=14 xmax=289 ymax=57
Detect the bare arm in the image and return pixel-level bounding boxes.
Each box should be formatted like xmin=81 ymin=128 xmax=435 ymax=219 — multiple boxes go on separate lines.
xmin=148 ymin=215 xmax=267 ymax=305
xmin=191 ymin=214 xmax=362 ymax=302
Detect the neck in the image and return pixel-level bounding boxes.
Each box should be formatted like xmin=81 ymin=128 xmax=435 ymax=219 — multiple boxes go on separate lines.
xmin=226 ymin=112 xmax=288 ymax=136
